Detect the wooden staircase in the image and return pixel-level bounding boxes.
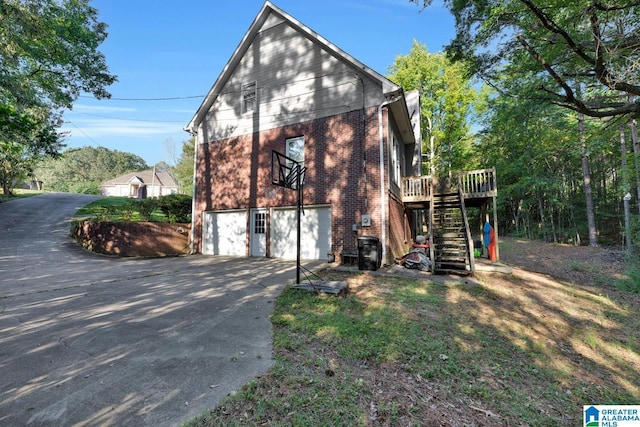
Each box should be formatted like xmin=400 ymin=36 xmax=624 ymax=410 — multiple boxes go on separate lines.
xmin=403 ymin=169 xmax=497 ymax=272
xmin=429 ymin=188 xmax=475 ymax=275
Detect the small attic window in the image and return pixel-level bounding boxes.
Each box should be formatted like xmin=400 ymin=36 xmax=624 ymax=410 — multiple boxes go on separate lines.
xmin=242 ymin=81 xmax=256 ymax=114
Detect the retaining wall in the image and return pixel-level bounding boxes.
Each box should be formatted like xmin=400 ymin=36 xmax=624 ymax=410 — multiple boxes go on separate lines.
xmin=73 ymin=221 xmax=191 ymax=257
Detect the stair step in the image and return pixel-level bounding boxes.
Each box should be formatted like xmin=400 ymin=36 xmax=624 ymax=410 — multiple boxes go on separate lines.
xmin=436 ymin=253 xmax=467 ymax=260
xmin=434 ymin=267 xmax=472 ymax=276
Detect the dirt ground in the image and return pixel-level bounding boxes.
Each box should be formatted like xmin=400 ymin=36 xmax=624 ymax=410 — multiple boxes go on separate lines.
xmin=495 ymin=236 xmax=628 ymax=288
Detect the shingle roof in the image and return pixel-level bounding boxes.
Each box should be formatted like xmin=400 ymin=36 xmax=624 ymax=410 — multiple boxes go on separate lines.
xmin=101 ymin=170 xmax=178 ymax=187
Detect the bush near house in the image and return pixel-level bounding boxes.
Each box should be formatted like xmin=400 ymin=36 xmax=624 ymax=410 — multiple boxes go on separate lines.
xmin=75 ymin=195 xmax=192 ymax=223
xmin=156 ymin=194 xmax=192 ymax=223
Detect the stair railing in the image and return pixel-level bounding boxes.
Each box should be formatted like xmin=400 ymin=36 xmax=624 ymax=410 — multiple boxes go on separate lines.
xmin=428 ymin=178 xmax=435 ymax=273
xmin=457 ymin=185 xmax=475 ymax=275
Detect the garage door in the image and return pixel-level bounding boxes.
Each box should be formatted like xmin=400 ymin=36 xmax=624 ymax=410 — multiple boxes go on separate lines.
xmin=202 ymin=210 xmax=247 ymax=256
xmin=271 ymin=206 xmax=331 ymax=260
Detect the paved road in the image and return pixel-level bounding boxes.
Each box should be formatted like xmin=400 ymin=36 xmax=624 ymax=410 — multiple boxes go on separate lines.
xmin=0 ymin=193 xmax=305 ymax=426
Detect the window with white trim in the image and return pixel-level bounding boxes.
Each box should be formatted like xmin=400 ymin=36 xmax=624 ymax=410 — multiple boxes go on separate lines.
xmin=254 ymin=212 xmax=266 ymax=234
xmin=241 ymin=81 xmax=256 ymax=114
xmin=391 ymin=132 xmax=402 ymax=185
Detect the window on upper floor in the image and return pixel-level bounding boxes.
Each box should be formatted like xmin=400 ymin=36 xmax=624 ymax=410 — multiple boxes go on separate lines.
xmin=391 ymin=132 xmax=402 ymax=186
xmin=242 ymin=81 xmax=256 ymax=114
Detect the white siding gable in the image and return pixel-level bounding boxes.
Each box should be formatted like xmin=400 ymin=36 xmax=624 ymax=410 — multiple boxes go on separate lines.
xmin=198 ymin=17 xmax=383 ymax=143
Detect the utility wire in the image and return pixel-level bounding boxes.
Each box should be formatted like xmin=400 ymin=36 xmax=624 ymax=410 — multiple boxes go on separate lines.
xmin=79 ymin=95 xmax=204 ymax=101
xmin=70 ymin=111 xmax=185 ymax=123
xmin=77 ymin=71 xmax=357 ymax=101
xmin=63 ymin=120 xmax=100 ymax=145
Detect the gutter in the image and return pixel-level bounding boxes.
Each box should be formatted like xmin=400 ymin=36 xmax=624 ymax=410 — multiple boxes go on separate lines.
xmin=185 ymin=126 xmax=198 ymax=255
xmin=378 ymin=94 xmax=402 ymax=265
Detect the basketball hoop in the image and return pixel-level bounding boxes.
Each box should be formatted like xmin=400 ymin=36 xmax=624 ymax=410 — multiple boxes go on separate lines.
xmin=272 ymin=150 xmax=306 ymax=191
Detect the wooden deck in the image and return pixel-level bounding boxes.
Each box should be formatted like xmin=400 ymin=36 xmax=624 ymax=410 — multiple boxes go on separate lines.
xmin=402 ymin=168 xmax=497 ymax=205
xmin=401 ymin=167 xmax=500 ymax=268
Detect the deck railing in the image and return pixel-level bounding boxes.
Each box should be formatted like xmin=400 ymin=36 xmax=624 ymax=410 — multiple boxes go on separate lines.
xmin=401 ymin=175 xmax=431 ymax=202
xmin=401 ymin=168 xmax=496 ymax=202
xmin=458 ymin=168 xmax=497 ymax=198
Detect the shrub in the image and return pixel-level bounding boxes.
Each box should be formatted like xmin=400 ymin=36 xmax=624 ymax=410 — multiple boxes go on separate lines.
xmin=137 ymin=198 xmax=158 ymax=221
xmin=69 ymin=181 xmax=101 ymax=195
xmin=157 ymin=194 xmax=192 ymax=223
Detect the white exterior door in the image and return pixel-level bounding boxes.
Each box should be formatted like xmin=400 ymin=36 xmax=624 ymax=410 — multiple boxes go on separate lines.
xmin=271 ymin=206 xmax=331 ymax=260
xmin=250 ymin=209 xmax=267 ymax=257
xmin=202 ymin=210 xmax=247 ymax=256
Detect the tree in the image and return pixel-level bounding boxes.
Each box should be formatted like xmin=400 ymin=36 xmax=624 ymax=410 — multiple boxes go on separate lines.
xmin=174 ymin=137 xmax=195 ymax=196
xmin=412 ymin=0 xmax=640 ymax=119
xmin=387 ymin=41 xmax=483 ymax=174
xmin=0 ymin=0 xmax=116 ymax=194
xmin=34 ymin=146 xmax=148 ymax=194
xmin=0 ymin=104 xmax=62 ymax=194
xmin=0 ymin=0 xmax=116 ymax=108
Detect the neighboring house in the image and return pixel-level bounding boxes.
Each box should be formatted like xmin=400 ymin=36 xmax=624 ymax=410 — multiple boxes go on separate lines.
xmin=101 ymin=170 xmax=179 ymax=198
xmin=185 ymin=1 xmax=422 ymax=263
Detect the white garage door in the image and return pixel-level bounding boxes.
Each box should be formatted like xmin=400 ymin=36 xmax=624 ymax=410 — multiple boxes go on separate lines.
xmin=271 ymin=206 xmax=331 ymax=260
xmin=202 ymin=210 xmax=247 ymax=256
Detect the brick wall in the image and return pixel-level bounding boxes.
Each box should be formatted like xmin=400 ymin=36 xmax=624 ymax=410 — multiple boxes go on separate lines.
xmin=194 ymin=106 xmax=391 ymax=261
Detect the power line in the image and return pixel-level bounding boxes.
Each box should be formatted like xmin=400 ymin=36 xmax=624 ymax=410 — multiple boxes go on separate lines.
xmin=78 ymin=95 xmax=205 ymax=101
xmin=77 ymin=71 xmax=358 ymax=102
xmin=63 ymin=120 xmax=100 ymax=145
xmin=71 ymin=111 xmax=185 ymax=123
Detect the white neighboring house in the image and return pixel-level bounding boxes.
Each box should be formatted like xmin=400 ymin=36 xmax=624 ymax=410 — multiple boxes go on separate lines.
xmin=101 ymin=170 xmax=179 ymax=198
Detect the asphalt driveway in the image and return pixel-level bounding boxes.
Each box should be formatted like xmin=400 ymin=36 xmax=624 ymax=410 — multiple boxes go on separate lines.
xmin=0 ymin=193 xmax=306 ymax=426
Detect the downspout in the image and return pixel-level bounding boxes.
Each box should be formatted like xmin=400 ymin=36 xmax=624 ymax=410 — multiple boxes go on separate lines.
xmin=378 ymin=93 xmax=404 ymax=265
xmin=187 ymin=128 xmax=198 ymax=255
xmin=377 ymin=98 xmax=393 ymax=265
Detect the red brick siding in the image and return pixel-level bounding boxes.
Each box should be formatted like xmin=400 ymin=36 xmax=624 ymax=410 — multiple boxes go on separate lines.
xmin=194 ymin=106 xmax=390 ymax=260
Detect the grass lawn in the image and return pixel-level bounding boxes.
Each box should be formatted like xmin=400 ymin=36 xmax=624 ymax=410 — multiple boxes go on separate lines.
xmin=74 ymin=196 xmax=167 ymax=222
xmin=184 ymin=266 xmax=639 ymax=426
xmin=0 ymin=189 xmax=44 ymax=202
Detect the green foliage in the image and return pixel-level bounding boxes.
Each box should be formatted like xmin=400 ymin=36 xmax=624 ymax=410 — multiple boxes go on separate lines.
xmin=136 ymin=198 xmax=158 ymax=221
xmin=0 ymin=0 xmax=117 ymax=108
xmin=0 ymin=0 xmax=116 ymax=195
xmin=157 ymin=194 xmax=192 ymax=223
xmin=34 ymin=146 xmax=148 ymax=194
xmin=387 ymin=41 xmax=484 ymax=174
xmin=68 ymin=180 xmax=101 ymax=195
xmin=615 ymin=265 xmax=640 ymax=294
xmin=0 ymin=104 xmax=63 ymax=195
xmin=418 ymin=0 xmax=640 ymax=119
xmin=75 ymin=196 xmax=165 ymax=222
xmin=174 ymin=138 xmax=195 ymax=196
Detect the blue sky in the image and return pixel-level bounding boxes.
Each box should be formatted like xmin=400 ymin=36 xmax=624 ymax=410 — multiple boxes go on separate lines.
xmin=61 ymin=0 xmax=455 ymax=167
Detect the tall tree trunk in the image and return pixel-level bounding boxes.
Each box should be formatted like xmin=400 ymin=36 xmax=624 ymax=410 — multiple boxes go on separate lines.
xmin=579 ymin=111 xmax=598 ymax=246
xmin=620 ymin=125 xmax=629 ymax=192
xmin=549 ymin=205 xmax=557 ymax=243
xmin=537 ymin=190 xmax=547 ymax=241
xmin=630 ymin=119 xmax=640 ymax=214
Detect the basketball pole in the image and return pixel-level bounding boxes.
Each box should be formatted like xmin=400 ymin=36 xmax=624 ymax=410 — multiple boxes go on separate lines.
xmin=296 ymin=174 xmax=301 ymax=284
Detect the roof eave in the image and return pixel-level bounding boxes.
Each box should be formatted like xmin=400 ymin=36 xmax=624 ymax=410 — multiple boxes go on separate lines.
xmin=388 ymin=92 xmax=416 ymax=145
